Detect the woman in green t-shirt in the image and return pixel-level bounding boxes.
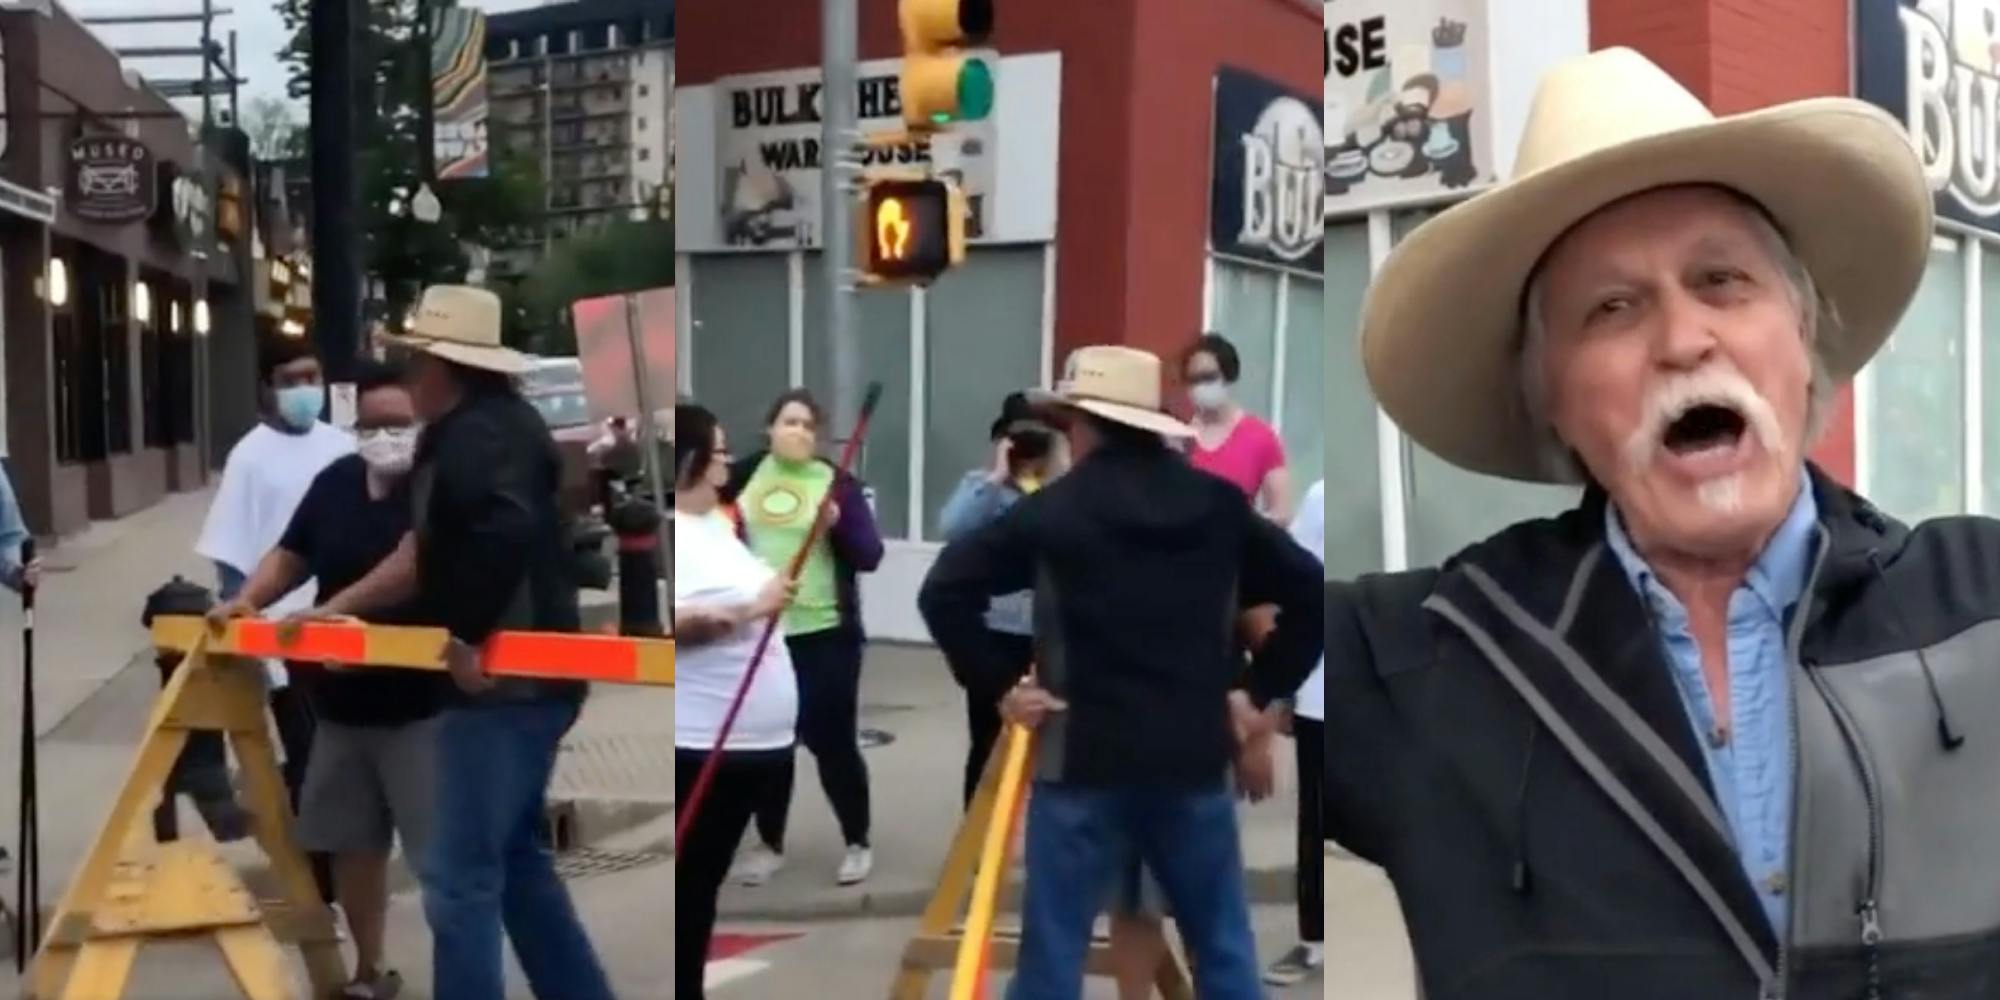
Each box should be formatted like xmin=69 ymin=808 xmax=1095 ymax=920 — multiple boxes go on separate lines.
xmin=723 ymin=389 xmax=886 ymax=888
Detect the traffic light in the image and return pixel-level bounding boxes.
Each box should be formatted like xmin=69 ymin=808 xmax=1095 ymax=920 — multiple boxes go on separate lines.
xmin=898 ymin=0 xmax=995 ymax=131
xmin=859 ymin=176 xmax=967 ymax=285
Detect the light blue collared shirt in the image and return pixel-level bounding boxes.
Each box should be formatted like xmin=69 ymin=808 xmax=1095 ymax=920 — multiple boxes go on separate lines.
xmin=1603 ymin=471 xmax=1819 ymax=941
xmin=0 ymin=467 xmax=29 ymax=591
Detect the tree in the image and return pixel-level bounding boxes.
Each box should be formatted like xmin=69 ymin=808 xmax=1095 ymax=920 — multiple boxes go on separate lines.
xmin=242 ymin=96 xmax=304 ymax=160
xmin=276 ymin=0 xmax=546 ymax=322
xmin=513 ymin=219 xmax=675 ymax=355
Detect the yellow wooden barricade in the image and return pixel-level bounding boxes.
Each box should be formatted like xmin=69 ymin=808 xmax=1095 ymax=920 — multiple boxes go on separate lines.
xmin=25 ymin=617 xmax=674 ymax=999
xmin=893 ymin=725 xmax=1191 ymax=1000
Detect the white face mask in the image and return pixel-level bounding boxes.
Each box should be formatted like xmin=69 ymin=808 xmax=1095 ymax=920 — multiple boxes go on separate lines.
xmin=357 ymin=427 xmax=419 ymax=476
xmin=1189 ymin=380 xmax=1230 ymax=412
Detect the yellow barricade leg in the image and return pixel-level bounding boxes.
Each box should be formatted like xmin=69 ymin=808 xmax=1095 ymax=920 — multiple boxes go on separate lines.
xmin=25 ymin=635 xmax=348 ymax=1000
xmin=892 ymin=724 xmax=1192 ymax=999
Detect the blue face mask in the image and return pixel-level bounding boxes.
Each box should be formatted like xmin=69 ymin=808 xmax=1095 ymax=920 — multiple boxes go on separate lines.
xmin=275 ymin=384 xmax=324 ymax=431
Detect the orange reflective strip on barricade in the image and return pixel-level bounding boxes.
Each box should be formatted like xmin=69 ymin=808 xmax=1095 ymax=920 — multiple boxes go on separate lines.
xmin=149 ymin=616 xmax=674 ymax=687
xmin=487 ymin=632 xmax=637 ymax=682
xmin=229 ymin=619 xmax=370 ymax=664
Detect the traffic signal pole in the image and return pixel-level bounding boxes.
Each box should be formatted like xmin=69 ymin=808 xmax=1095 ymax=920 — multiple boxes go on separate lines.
xmin=822 ymin=0 xmax=862 ymax=436
xmin=309 ymin=0 xmax=363 ymax=382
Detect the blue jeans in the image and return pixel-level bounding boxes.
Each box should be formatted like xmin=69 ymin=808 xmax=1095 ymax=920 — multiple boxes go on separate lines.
xmin=1007 ymin=781 xmax=1260 ymax=1000
xmin=419 ymin=699 xmax=613 ymax=1000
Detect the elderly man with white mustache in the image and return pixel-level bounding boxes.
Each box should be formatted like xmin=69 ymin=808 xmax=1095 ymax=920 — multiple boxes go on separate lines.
xmin=1327 ymin=49 xmax=2000 ymax=1000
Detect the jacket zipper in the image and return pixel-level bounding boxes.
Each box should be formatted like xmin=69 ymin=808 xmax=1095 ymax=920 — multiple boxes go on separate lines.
xmin=1804 ymin=662 xmax=1887 ymax=1000
xmin=1766 ymin=532 xmax=1830 ymax=1000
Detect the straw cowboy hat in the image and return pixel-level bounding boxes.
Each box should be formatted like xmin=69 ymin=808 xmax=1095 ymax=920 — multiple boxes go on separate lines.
xmin=1027 ymin=345 xmax=1194 ymax=438
xmin=389 ymin=284 xmax=532 ymax=375
xmin=1360 ymin=46 xmax=1932 ymax=483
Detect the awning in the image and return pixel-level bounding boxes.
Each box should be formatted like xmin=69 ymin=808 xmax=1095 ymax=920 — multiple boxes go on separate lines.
xmin=0 ymin=177 xmax=56 ymax=226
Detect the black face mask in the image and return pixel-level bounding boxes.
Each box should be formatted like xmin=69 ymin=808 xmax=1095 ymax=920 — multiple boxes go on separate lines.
xmin=1007 ymin=429 xmax=1053 ymax=462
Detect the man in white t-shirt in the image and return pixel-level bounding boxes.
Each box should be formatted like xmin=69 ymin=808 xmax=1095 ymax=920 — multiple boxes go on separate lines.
xmin=1266 ymin=479 xmax=1327 ymax=987
xmin=195 ymin=338 xmax=353 ymax=905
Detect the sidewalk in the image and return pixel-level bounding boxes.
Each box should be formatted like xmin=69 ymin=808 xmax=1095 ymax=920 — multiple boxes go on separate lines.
xmin=0 ymin=488 xmax=675 ymax=995
xmin=0 ymin=654 xmax=673 ymax=995
xmin=700 ymin=644 xmax=1311 ymax=922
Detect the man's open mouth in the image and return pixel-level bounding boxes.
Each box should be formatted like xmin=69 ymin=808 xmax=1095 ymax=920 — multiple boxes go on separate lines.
xmin=1662 ymin=402 xmax=1748 ymax=456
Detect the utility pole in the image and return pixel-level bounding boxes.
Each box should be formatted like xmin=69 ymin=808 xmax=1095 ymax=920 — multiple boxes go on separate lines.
xmin=821 ymin=0 xmax=860 ymax=436
xmin=416 ymin=0 xmax=435 ymax=184
xmin=309 ymin=0 xmax=362 ymax=381
xmin=195 ymin=0 xmax=213 ymax=464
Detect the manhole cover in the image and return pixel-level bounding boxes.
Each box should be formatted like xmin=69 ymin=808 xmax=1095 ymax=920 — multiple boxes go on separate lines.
xmin=554 ymin=847 xmax=669 ymax=881
xmin=858 ymin=728 xmax=895 ymax=750
xmin=551 ymin=734 xmax=675 ymax=803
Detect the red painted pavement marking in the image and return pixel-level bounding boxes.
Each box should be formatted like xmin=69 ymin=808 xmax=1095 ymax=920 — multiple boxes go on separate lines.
xmin=709 ymin=931 xmax=801 ymax=962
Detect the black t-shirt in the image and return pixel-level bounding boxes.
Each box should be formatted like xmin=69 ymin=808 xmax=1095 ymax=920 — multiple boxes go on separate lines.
xmin=278 ymin=454 xmax=447 ymax=727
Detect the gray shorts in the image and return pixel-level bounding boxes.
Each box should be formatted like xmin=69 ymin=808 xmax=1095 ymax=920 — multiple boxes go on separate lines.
xmin=1105 ymin=772 xmax=1240 ymax=918
xmin=297 ymin=716 xmax=441 ymax=860
xmin=1109 ymin=856 xmax=1169 ymax=917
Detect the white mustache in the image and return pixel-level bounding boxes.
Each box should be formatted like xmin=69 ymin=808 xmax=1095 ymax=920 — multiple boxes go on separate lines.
xmin=1620 ymin=365 xmax=1784 ymax=473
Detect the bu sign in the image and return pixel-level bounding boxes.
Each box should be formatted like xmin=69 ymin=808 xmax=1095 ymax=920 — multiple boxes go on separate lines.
xmin=859 ymin=177 xmax=966 ymax=284
xmin=67 ymin=135 xmax=158 ymax=224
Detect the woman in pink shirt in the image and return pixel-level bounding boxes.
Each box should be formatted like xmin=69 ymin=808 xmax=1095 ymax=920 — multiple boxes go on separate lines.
xmin=1182 ymin=334 xmax=1292 ymax=521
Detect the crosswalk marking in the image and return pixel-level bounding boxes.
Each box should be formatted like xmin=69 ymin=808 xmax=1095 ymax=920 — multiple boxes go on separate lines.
xmin=706 ymin=957 xmax=769 ymax=990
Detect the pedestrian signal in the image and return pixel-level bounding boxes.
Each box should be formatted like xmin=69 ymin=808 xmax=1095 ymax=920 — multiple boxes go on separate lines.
xmin=899 ymin=0 xmax=995 ymax=131
xmin=860 ymin=177 xmax=967 ymax=285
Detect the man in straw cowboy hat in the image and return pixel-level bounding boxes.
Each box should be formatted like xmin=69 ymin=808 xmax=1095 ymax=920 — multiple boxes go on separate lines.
xmin=305 ymin=285 xmax=613 ymax=1000
xmin=919 ymin=345 xmax=1323 ymax=999
xmin=1329 ymin=46 xmax=2000 ymax=998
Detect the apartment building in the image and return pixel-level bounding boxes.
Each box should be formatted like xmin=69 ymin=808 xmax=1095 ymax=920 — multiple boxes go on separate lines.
xmin=485 ymin=0 xmax=673 ymax=272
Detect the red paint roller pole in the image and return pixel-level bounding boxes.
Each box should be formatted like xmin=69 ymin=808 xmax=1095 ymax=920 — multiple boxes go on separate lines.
xmin=676 ymin=381 xmax=884 ymax=849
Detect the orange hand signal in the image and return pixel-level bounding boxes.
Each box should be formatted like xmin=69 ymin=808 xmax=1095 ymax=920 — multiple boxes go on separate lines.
xmin=876 ymin=196 xmax=912 ymax=260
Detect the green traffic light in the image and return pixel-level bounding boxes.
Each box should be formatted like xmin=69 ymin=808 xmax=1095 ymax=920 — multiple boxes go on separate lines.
xmin=944 ymin=58 xmax=993 ymax=123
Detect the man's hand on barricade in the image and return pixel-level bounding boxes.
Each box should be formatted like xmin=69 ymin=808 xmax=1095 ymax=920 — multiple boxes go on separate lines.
xmin=999 ymin=677 xmax=1067 ymax=730
xmin=272 ymin=607 xmax=361 ymax=650
xmin=443 ymin=636 xmax=497 ymax=695
xmin=205 ymin=599 xmax=256 ymax=634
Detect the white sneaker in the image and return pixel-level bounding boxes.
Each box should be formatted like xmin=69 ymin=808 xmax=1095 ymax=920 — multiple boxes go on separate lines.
xmin=1262 ymin=942 xmax=1324 ymax=987
xmin=836 ymin=845 xmax=873 ymax=886
xmin=731 ymin=845 xmax=785 ymax=887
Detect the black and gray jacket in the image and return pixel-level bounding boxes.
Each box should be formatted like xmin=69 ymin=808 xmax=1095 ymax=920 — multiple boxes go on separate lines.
xmin=1328 ymin=466 xmax=2000 ymax=999
xmin=920 ymin=442 xmax=1322 ymax=789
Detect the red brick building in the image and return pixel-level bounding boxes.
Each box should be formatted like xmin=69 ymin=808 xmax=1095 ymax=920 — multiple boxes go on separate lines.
xmin=677 ymin=0 xmax=1322 ymax=639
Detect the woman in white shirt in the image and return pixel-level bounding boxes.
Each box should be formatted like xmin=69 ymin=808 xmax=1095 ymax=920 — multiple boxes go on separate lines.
xmin=673 ymin=404 xmax=797 ymax=1000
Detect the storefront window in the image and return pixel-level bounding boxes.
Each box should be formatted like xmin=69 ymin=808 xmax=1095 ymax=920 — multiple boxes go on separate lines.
xmin=1210 ymin=261 xmax=1281 ymax=417
xmin=171 ymin=288 xmax=196 ymax=444
xmin=1982 ymin=242 xmax=2000 ymax=514
xmin=1390 ymin=208 xmax=1580 ymax=566
xmin=688 ymin=254 xmax=790 ymax=453
xmin=804 ymin=253 xmax=913 ymax=539
xmin=922 ymin=246 xmax=1046 ymax=541
xmin=1279 ymin=273 xmax=1326 ymax=491
xmin=51 ymin=246 xmax=84 ymax=465
xmin=140 ymin=278 xmax=166 ymax=450
xmin=1323 ymin=221 xmax=1382 ymax=578
xmin=1868 ymin=240 xmax=1965 ymax=522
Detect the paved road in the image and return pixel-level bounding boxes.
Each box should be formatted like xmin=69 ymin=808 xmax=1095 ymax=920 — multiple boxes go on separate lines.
xmin=696 ymin=860 xmax=1418 ymax=999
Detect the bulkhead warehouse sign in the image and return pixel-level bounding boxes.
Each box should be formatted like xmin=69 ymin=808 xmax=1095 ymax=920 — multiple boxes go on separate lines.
xmin=1857 ymin=0 xmax=2000 ymax=229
